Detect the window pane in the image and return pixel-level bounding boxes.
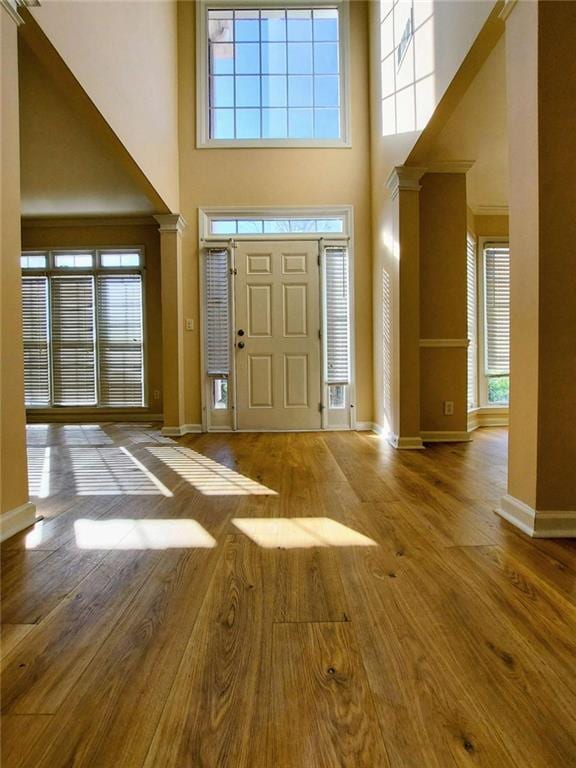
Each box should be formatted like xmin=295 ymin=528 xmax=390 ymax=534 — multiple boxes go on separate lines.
xmin=315 ymin=108 xmax=340 ymax=139
xmin=21 ymin=254 xmax=47 ymax=269
xmin=262 ymin=75 xmax=287 ymax=107
xmin=288 ymin=43 xmax=312 ymax=74
xmin=488 ymin=376 xmax=509 ymax=405
xmin=237 ymin=220 xmax=264 ymax=234
xmin=287 ymin=12 xmax=312 ymax=41
xmin=211 ymin=76 xmax=234 ymax=107
xmin=236 ymin=43 xmax=260 ymax=74
xmin=236 ymin=75 xmax=261 ymax=107
xmin=314 ymin=42 xmax=339 ymax=74
xmin=54 ymin=254 xmax=93 ymax=268
xmin=210 ymin=43 xmax=234 ymax=74
xmin=314 ymin=9 xmax=339 ymax=41
xmin=212 ymin=220 xmax=237 ymax=235
xmin=329 ymin=384 xmax=346 ymax=409
xmin=209 ymin=16 xmax=233 ymax=43
xmin=261 ymin=41 xmax=287 ymax=74
xmin=235 ymin=17 xmax=260 ymax=42
xmin=212 ymin=377 xmax=228 ymax=409
xmin=316 ymin=218 xmax=343 ymax=233
xmin=100 ymin=253 xmax=141 ymax=268
xmin=288 ymin=76 xmax=313 ymax=106
xmin=236 ymin=108 xmax=261 ymax=138
xmin=211 ymin=109 xmax=235 ymax=139
xmin=289 ymin=219 xmax=315 ymax=233
xmin=314 ymin=75 xmax=339 ymax=107
xmin=262 ymin=108 xmax=287 ymax=138
xmin=288 ymin=108 xmax=313 ymax=138
xmin=261 ymin=10 xmax=286 ymax=41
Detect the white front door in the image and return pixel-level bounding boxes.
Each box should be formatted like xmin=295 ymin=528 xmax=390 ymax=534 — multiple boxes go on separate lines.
xmin=234 ymin=240 xmax=322 ymax=430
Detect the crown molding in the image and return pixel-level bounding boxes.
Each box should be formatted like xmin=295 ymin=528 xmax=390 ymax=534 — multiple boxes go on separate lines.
xmin=426 ymin=160 xmax=475 ymax=174
xmin=471 ymin=204 xmax=509 ymax=217
xmin=386 ymin=167 xmax=427 ymax=199
xmin=154 ymin=214 xmax=187 ymax=234
xmin=499 ymin=0 xmax=518 ymax=23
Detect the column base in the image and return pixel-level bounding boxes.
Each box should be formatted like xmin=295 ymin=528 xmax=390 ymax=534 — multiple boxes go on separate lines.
xmin=497 ymin=495 xmax=576 ymax=538
xmin=0 ymin=501 xmax=37 ymax=543
xmin=161 ymin=424 xmax=203 ymax=437
xmin=387 ymin=433 xmax=425 ymax=450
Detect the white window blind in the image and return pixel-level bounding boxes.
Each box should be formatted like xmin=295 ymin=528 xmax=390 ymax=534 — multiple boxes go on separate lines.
xmin=325 ymin=245 xmax=350 ymax=385
xmin=466 ymin=235 xmax=478 ymax=410
xmin=484 ymin=245 xmax=510 ymax=375
xmin=204 ymin=248 xmax=230 ymax=376
xmin=97 ymin=274 xmax=144 ymax=407
xmin=22 ymin=276 xmax=50 ymax=406
xmin=50 ymin=275 xmax=97 ymax=406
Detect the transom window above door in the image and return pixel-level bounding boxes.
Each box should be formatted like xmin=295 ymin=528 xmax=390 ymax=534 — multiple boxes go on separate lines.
xmin=197 ymin=1 xmax=350 ymax=147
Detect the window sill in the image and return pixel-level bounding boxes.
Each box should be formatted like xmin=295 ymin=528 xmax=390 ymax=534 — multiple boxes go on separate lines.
xmin=468 ymin=406 xmax=509 ymax=431
xmin=26 ymin=407 xmax=163 ymax=424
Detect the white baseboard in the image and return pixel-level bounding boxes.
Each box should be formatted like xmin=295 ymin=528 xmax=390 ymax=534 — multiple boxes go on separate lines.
xmin=387 ymin=433 xmax=425 ymax=450
xmin=161 ymin=424 xmax=203 ymax=437
xmin=497 ymin=495 xmax=576 ymax=538
xmin=468 ymin=407 xmax=509 ymax=431
xmin=355 ymin=421 xmax=375 ymax=432
xmin=0 ymin=501 xmax=37 ymax=543
xmin=421 ymin=430 xmax=473 ymax=443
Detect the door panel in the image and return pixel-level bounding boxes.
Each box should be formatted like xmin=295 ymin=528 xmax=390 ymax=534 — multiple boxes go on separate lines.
xmin=235 ymin=241 xmax=321 ymax=430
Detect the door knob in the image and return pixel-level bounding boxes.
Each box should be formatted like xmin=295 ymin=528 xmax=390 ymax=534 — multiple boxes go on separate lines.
xmin=237 ymin=329 xmax=245 ymax=336
xmin=237 ymin=341 xmax=245 ymax=349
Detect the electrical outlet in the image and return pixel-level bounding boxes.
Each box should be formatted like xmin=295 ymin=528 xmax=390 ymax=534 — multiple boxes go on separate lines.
xmin=153 ymin=390 xmax=161 ymax=400
xmin=185 ymin=319 xmax=194 ymax=331
xmin=444 ymin=400 xmax=454 ymax=416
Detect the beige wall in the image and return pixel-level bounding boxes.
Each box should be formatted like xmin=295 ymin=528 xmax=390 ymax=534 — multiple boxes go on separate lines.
xmin=419 ymin=173 xmax=468 ymax=433
xmin=19 ymin=38 xmax=155 ymax=218
xmin=177 ymin=1 xmax=373 ymax=425
xmin=21 ymin=220 xmax=164 ymax=419
xmin=472 ymin=213 xmax=508 ymax=239
xmin=29 ymin=0 xmax=180 ymax=213
xmin=1 ymin=9 xmax=31 ymax=518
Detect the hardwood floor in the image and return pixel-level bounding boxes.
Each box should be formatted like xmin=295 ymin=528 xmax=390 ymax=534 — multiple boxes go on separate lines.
xmin=2 ymin=424 xmax=576 ymax=767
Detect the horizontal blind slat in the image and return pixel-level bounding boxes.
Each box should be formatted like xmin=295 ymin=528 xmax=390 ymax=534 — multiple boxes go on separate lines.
xmin=325 ymin=246 xmax=350 ymax=385
xmin=22 ymin=276 xmax=50 ymax=405
xmin=484 ymin=246 xmax=510 ymax=376
xmin=204 ymin=249 xmax=230 ymax=377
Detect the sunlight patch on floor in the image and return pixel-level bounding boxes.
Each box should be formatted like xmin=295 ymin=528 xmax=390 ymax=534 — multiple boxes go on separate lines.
xmin=73 ymin=518 xmax=216 ymax=550
xmin=69 ymin=447 xmax=173 ymax=496
xmin=27 ymin=447 xmax=51 ymax=498
xmin=147 ymin=446 xmax=277 ymax=496
xmin=232 ymin=517 xmax=377 ymax=549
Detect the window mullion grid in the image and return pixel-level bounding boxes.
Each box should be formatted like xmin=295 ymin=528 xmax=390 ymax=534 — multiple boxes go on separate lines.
xmin=284 ymin=10 xmax=289 ymax=138
xmin=233 ymin=10 xmax=237 ymax=139
xmin=311 ymin=9 xmax=316 ymax=140
xmin=258 ymin=9 xmax=263 ymax=139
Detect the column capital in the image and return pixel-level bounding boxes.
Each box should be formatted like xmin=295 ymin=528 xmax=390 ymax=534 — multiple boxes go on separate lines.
xmin=386 ymin=166 xmax=427 ymax=199
xmin=154 ymin=214 xmax=187 ymax=234
xmin=499 ymin=0 xmax=518 ymax=23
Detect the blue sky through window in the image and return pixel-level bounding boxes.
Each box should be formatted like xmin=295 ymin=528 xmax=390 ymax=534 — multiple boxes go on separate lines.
xmin=208 ymin=7 xmax=341 ymax=141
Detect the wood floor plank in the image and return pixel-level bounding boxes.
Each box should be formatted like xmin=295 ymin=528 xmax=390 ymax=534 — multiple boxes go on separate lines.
xmin=268 ymin=621 xmax=391 ymax=768
xmin=271 ymin=548 xmax=350 ymax=623
xmin=0 ymin=715 xmax=53 ymax=768
xmin=1 ymin=550 xmax=163 ymax=714
xmin=143 ymin=535 xmax=273 ymax=768
xmin=1 ymin=625 xmax=35 ymax=662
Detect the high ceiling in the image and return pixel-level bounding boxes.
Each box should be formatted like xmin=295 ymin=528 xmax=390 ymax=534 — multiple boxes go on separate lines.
xmin=19 ymin=39 xmax=155 ymax=218
xmin=422 ymin=37 xmax=508 ymax=212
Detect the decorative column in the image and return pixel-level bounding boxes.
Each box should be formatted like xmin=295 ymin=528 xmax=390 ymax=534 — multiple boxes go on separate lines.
xmin=498 ymin=0 xmax=576 ymax=536
xmin=0 ymin=2 xmax=36 ymax=540
xmin=155 ymin=214 xmax=187 ymax=435
xmin=385 ymin=166 xmax=426 ymax=449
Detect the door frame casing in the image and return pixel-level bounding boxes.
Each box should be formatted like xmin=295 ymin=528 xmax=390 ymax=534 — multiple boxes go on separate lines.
xmin=198 ymin=206 xmax=356 ymax=432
